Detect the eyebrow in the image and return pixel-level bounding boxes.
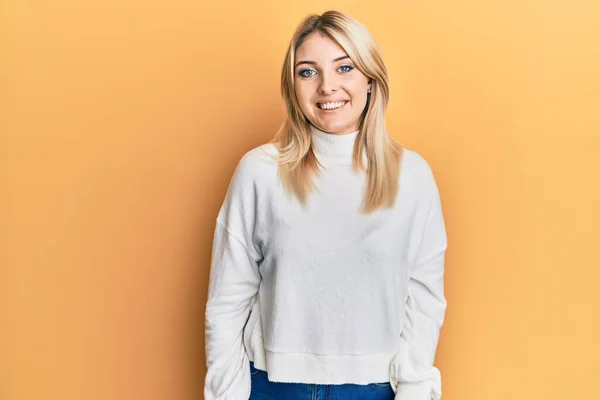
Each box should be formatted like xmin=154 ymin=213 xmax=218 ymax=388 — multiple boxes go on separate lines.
xmin=295 ymin=55 xmax=350 ymax=69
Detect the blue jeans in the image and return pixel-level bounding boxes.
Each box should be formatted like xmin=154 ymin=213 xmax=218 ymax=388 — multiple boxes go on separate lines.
xmin=249 ymin=362 xmax=395 ymax=400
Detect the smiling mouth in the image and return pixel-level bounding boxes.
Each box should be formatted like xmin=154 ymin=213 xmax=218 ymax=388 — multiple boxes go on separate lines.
xmin=316 ymin=101 xmax=348 ymax=111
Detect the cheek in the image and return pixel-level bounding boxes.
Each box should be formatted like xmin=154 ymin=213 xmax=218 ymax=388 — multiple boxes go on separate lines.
xmin=345 ymin=79 xmax=369 ymax=101
xmin=349 ymin=88 xmax=368 ymax=105
xmin=295 ymin=85 xmax=314 ymax=111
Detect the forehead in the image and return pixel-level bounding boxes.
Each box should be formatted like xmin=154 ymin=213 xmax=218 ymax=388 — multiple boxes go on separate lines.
xmin=295 ymin=32 xmax=348 ymax=61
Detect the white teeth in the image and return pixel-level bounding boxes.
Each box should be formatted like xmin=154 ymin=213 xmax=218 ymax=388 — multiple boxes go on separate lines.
xmin=318 ymin=101 xmax=346 ymax=110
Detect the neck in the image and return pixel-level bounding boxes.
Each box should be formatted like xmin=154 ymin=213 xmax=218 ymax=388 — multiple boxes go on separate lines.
xmin=310 ymin=124 xmax=359 ymax=164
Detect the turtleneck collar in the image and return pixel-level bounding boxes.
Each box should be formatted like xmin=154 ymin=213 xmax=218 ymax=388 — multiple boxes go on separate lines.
xmin=310 ymin=124 xmax=359 ymax=164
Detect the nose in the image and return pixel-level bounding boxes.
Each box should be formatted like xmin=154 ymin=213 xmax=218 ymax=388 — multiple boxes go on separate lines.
xmin=317 ymin=70 xmax=338 ymax=95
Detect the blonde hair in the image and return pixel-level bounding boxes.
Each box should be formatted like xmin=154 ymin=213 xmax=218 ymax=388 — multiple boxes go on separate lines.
xmin=271 ymin=10 xmax=403 ymax=214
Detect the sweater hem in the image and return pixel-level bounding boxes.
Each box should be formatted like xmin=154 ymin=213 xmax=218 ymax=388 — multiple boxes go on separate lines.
xmin=248 ymin=333 xmax=396 ymax=385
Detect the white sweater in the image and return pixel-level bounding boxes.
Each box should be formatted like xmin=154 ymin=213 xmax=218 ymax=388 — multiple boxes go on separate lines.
xmin=204 ymin=125 xmax=448 ymax=400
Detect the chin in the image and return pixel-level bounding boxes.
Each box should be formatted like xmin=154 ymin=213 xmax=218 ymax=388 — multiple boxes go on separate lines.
xmin=314 ymin=121 xmax=345 ymax=134
xmin=326 ymin=125 xmax=354 ymax=134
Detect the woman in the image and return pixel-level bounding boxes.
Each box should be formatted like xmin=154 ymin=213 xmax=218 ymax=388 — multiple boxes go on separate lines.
xmin=204 ymin=10 xmax=447 ymax=400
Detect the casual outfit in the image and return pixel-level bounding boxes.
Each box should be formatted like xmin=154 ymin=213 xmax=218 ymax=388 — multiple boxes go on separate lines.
xmin=205 ymin=125 xmax=448 ymax=400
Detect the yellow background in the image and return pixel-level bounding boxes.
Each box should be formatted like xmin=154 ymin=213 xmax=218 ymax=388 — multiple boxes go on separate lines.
xmin=2 ymin=1 xmax=599 ymax=399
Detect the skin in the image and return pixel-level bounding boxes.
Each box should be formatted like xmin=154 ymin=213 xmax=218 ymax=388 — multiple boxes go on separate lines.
xmin=294 ymin=32 xmax=371 ymax=135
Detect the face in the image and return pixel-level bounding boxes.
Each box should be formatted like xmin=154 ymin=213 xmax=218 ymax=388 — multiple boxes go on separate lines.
xmin=294 ymin=32 xmax=371 ymax=135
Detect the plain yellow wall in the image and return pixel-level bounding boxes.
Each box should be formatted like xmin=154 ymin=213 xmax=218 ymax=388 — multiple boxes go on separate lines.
xmin=2 ymin=1 xmax=599 ymax=399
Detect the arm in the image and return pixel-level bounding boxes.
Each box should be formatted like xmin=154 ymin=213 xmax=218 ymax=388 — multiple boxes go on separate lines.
xmin=391 ymin=160 xmax=448 ymax=400
xmin=204 ymin=155 xmax=262 ymax=400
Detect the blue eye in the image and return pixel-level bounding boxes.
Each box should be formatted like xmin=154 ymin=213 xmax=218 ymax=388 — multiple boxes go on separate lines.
xmin=299 ymin=69 xmax=317 ymax=78
xmin=338 ymin=65 xmax=354 ymax=73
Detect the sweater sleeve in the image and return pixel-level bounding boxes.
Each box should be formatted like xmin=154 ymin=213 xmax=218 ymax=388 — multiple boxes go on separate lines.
xmin=204 ymin=154 xmax=262 ymax=400
xmin=390 ymin=159 xmax=448 ymax=400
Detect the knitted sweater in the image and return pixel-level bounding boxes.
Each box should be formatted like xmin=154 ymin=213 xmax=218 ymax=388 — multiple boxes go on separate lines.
xmin=204 ymin=125 xmax=448 ymax=400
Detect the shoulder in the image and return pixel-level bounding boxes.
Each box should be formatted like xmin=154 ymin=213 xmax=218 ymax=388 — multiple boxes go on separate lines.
xmin=397 ymin=145 xmax=444 ymax=210
xmin=227 ymin=143 xmax=279 ymax=191
xmin=218 ymin=143 xmax=278 ymax=223
xmin=238 ymin=143 xmax=279 ymax=171
xmin=400 ymin=146 xmax=437 ymax=183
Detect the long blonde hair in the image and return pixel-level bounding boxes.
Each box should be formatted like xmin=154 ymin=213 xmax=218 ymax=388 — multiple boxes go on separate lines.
xmin=271 ymin=10 xmax=403 ymax=214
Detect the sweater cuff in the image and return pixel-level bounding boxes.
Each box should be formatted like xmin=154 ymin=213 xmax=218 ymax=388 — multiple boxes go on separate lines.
xmin=394 ymin=382 xmax=434 ymax=400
